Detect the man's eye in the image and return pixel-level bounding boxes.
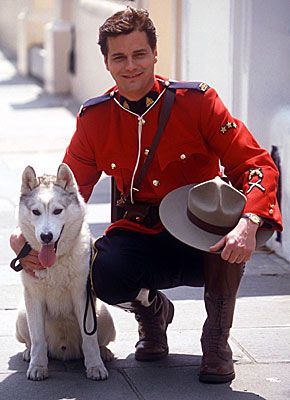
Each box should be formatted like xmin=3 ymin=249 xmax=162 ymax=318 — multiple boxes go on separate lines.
xmin=53 ymin=209 xmax=63 ymax=215
xmin=135 ymin=53 xmax=146 ymax=58
xmin=32 ymin=209 xmax=41 ymax=216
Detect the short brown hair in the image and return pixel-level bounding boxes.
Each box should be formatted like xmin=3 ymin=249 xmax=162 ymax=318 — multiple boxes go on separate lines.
xmin=98 ymin=7 xmax=157 ymax=56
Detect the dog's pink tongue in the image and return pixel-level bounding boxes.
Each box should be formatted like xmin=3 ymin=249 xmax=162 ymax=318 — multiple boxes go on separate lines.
xmin=38 ymin=244 xmax=56 ymax=268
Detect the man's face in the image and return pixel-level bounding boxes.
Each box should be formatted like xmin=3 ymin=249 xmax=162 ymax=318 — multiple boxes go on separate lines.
xmin=105 ymin=30 xmax=157 ymax=101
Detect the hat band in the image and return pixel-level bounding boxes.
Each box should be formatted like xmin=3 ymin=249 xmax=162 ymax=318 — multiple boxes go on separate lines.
xmin=187 ymin=209 xmax=233 ymax=236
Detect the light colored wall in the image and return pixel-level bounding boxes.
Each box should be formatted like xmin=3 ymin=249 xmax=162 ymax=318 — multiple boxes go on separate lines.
xmin=246 ymin=0 xmax=290 ymax=150
xmin=0 ymin=0 xmax=29 ymax=53
xmin=268 ymin=108 xmax=290 ymax=261
xmin=143 ymin=0 xmax=178 ymax=79
xmin=180 ymin=0 xmax=233 ymax=108
xmin=0 ymin=0 xmax=53 ymax=55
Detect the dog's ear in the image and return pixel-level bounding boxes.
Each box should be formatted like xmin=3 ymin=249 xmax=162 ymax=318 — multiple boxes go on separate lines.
xmin=21 ymin=166 xmax=39 ymax=194
xmin=55 ymin=163 xmax=78 ymax=192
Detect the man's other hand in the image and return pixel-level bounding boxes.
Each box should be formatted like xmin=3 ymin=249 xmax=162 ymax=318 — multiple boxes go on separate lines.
xmin=10 ymin=227 xmax=44 ymax=277
xmin=209 ymin=217 xmax=258 ymax=264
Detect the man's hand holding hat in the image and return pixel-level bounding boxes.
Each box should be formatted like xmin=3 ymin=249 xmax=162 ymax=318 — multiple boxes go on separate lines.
xmin=159 ymin=176 xmax=273 ymax=263
xmin=209 ymin=215 xmax=258 ymax=263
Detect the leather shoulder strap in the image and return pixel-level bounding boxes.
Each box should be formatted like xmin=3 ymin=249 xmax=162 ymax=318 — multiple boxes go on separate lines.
xmin=79 ymin=93 xmax=112 ymax=116
xmin=133 ymin=88 xmax=176 ymax=193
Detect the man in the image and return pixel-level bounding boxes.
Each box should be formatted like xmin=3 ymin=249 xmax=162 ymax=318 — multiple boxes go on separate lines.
xmin=10 ymin=7 xmax=282 ymax=383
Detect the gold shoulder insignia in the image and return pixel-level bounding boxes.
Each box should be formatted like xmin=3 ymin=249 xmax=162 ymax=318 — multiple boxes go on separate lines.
xmin=199 ymin=82 xmax=209 ymax=92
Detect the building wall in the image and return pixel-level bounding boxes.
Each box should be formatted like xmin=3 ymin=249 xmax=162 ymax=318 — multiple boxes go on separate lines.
xmin=0 ymin=0 xmax=53 ymax=55
xmin=246 ymin=0 xmax=290 ymax=150
xmin=180 ymin=0 xmax=233 ymax=108
xmin=143 ymin=0 xmax=179 ymax=79
xmin=0 ymin=0 xmax=29 ymax=53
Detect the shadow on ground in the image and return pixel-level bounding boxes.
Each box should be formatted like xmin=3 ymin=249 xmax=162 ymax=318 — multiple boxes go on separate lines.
xmin=1 ymin=352 xmax=266 ymax=400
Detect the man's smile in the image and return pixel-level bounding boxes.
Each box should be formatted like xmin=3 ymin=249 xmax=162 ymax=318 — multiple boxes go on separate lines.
xmin=123 ymin=72 xmax=143 ymax=79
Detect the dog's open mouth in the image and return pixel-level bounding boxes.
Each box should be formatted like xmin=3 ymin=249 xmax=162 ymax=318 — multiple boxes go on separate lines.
xmin=38 ymin=227 xmax=63 ymax=268
xmin=38 ymin=243 xmax=57 ymax=268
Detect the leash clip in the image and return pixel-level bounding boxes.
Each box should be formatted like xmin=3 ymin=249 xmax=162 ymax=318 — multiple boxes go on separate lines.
xmin=10 ymin=242 xmax=32 ymax=272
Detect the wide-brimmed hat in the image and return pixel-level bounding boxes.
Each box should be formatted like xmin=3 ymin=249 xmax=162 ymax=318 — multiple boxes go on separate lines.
xmin=159 ymin=176 xmax=273 ymax=252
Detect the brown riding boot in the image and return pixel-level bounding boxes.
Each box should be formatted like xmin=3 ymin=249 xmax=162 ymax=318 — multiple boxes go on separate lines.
xmin=132 ymin=290 xmax=174 ymax=361
xmin=199 ymin=253 xmax=244 ymax=383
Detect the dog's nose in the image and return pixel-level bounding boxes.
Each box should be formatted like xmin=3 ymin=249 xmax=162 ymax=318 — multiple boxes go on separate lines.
xmin=40 ymin=232 xmax=53 ymax=244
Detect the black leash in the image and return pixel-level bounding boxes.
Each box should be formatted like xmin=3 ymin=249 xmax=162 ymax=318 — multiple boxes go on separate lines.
xmin=83 ymin=242 xmax=98 ymax=336
xmin=83 ymin=281 xmax=98 ymax=336
xmin=10 ymin=242 xmax=32 ymax=272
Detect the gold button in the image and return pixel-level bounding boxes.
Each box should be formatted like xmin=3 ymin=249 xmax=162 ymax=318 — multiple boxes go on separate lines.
xmin=110 ymin=91 xmax=115 ymax=97
xmin=144 ymin=149 xmax=150 ymax=156
xmin=270 ymin=204 xmax=275 ymax=208
xmin=165 ymin=80 xmax=170 ymax=87
xmin=153 ymin=179 xmax=160 ymax=187
xmin=111 ymin=163 xmax=116 ymax=169
xmin=269 ymin=209 xmax=274 ymax=215
xmin=180 ymin=153 xmax=186 ymax=160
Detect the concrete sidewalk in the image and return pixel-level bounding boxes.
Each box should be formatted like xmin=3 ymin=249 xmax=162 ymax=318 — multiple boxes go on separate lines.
xmin=0 ymin=49 xmax=290 ymax=400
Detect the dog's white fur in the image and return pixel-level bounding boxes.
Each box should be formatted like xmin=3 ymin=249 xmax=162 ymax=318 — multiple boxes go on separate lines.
xmin=16 ymin=163 xmax=116 ymax=381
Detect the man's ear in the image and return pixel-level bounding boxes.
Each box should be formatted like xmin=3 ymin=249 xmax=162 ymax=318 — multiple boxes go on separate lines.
xmin=153 ymin=48 xmax=158 ymax=64
xmin=104 ymin=56 xmax=109 ymax=71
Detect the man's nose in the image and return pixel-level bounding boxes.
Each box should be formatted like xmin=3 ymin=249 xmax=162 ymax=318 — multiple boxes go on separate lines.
xmin=125 ymin=57 xmax=136 ymax=71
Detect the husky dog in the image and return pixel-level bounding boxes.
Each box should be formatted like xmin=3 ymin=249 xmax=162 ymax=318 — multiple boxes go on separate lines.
xmin=15 ymin=163 xmax=116 ymax=381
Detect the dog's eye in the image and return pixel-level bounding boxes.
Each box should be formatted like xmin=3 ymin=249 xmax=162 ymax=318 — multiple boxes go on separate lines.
xmin=53 ymin=208 xmax=63 ymax=215
xmin=32 ymin=209 xmax=41 ymax=216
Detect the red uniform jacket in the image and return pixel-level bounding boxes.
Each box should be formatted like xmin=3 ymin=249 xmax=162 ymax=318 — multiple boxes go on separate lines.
xmin=63 ymin=76 xmax=282 ymax=235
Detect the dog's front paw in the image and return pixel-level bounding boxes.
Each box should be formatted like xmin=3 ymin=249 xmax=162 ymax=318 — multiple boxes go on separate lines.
xmin=86 ymin=363 xmax=109 ymax=380
xmin=27 ymin=364 xmax=48 ymax=381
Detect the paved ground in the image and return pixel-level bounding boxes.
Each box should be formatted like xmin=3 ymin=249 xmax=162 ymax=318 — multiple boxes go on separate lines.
xmin=0 ymin=48 xmax=290 ymax=400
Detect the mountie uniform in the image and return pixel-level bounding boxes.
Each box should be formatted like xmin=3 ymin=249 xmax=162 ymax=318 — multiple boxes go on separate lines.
xmin=63 ymin=76 xmax=283 ymax=235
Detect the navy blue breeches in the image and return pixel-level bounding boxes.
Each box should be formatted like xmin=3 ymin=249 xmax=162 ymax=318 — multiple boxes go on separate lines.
xmin=91 ymin=228 xmax=205 ymax=305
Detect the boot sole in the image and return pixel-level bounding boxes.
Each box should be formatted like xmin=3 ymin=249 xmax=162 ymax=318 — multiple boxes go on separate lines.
xmin=135 ymin=348 xmax=169 ymax=361
xmin=199 ymin=371 xmax=235 ymax=384
xmin=135 ymin=301 xmax=174 ymax=362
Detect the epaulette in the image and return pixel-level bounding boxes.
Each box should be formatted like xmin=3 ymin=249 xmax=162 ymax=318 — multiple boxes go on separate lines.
xmin=162 ymin=80 xmax=210 ymax=93
xmin=79 ymin=92 xmax=113 ymax=116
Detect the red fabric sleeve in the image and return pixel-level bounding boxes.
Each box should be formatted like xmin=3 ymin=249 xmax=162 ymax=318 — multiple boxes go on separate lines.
xmin=63 ymin=115 xmax=102 ymax=202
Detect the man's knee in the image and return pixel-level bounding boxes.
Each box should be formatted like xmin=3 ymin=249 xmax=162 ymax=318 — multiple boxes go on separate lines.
xmin=91 ymin=251 xmax=140 ymax=305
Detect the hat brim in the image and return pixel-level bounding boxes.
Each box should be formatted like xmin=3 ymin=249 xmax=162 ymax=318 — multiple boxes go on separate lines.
xmin=159 ymin=184 xmax=273 ymax=253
